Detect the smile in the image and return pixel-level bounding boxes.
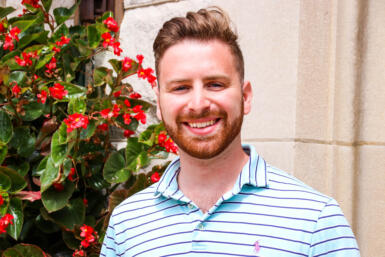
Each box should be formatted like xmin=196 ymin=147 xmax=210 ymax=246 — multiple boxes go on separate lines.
xmin=186 ymin=119 xmax=219 ymax=128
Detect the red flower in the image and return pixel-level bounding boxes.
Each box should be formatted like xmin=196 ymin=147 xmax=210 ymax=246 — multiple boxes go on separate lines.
xmin=101 ymin=32 xmax=114 ymax=48
xmin=79 ymin=224 xmax=97 ymax=249
xmin=3 ymin=35 xmax=14 ymax=51
xmin=63 ymin=113 xmax=89 ymax=133
xmin=137 ymin=67 xmax=157 ymax=86
xmin=83 ymin=198 xmax=88 ymax=206
xmin=68 ymin=168 xmax=76 ymax=181
xmin=165 ymin=138 xmax=178 ymax=154
xmin=124 ymin=99 xmax=131 ymax=107
xmin=150 ymin=172 xmax=160 ymax=183
xmin=49 ymin=83 xmax=68 ymax=100
xmin=129 ymin=92 xmax=141 ymax=99
xmin=97 ymin=123 xmax=109 ymax=131
xmin=72 ymin=249 xmax=85 ymax=257
xmin=132 ymin=105 xmax=142 ymax=113
xmin=0 ymin=195 xmax=3 ymax=206
xmin=133 ymin=111 xmax=146 ymax=124
xmin=56 ymin=36 xmax=70 ymax=46
xmin=113 ymin=41 xmax=122 ymax=56
xmin=9 ymin=27 xmax=20 ymax=41
xmin=113 ymin=90 xmax=121 ymax=97
xmin=112 ymin=104 xmax=120 ymax=117
xmin=100 ymin=108 xmax=112 ymax=119
xmin=15 ymin=52 xmax=36 ymax=66
xmin=0 ymin=22 xmax=5 ymax=33
xmin=52 ymin=46 xmax=61 ymax=53
xmin=123 ymin=129 xmax=134 ymax=138
xmin=0 ymin=214 xmax=14 ymax=234
xmin=123 ymin=113 xmax=131 ymax=125
xmin=52 ymin=182 xmax=64 ymax=192
xmin=45 ymin=57 xmax=57 ymax=74
xmin=103 ymin=17 xmax=119 ymax=32
xmin=37 ymin=90 xmax=48 ymax=104
xmin=122 ymin=57 xmax=132 ymax=72
xmin=136 ymin=54 xmax=144 ymax=64
xmin=22 ymin=0 xmax=40 ymax=8
xmin=11 ymin=83 xmax=21 ymax=97
xmin=158 ymin=133 xmax=167 ymax=146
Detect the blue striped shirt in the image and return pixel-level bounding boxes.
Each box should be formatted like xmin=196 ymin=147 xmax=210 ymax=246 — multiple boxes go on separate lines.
xmin=100 ymin=144 xmax=360 ymax=257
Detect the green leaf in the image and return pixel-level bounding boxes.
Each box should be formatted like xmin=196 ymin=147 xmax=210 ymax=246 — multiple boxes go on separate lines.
xmin=0 ymin=110 xmax=13 ymax=144
xmin=52 ymin=23 xmax=69 ymax=40
xmin=53 ymin=2 xmax=80 ymax=26
xmin=87 ymin=24 xmax=101 ymax=49
xmin=35 ymin=214 xmax=60 ymax=233
xmin=62 ymin=230 xmax=80 ymax=250
xmin=80 ymin=119 xmax=96 ymax=140
xmin=6 ymin=198 xmax=23 ymax=240
xmin=0 ymin=7 xmax=15 ymax=18
xmin=122 ymin=60 xmax=140 ymax=79
xmin=93 ymin=67 xmax=113 ymax=87
xmin=33 ymin=156 xmax=48 ymax=177
xmin=21 ymin=102 xmax=44 ymax=121
xmin=1 ymin=50 xmax=21 ymax=64
xmin=0 ymin=172 xmax=11 ymax=191
xmin=35 ymin=52 xmax=55 ymax=70
xmin=0 ymin=167 xmax=27 ymax=193
xmin=108 ymin=59 xmax=121 ymax=73
xmin=8 ymin=71 xmax=27 ymax=85
xmin=68 ymin=97 xmax=86 ymax=114
xmin=125 ymin=137 xmax=150 ymax=172
xmin=42 ymin=0 xmax=53 ymax=12
xmin=60 ymin=81 xmax=86 ymax=98
xmin=12 ymin=12 xmax=44 ymax=33
xmin=0 ymin=143 xmax=7 ymax=164
xmin=18 ymin=31 xmax=49 ymax=49
xmin=7 ymin=162 xmax=29 ymax=177
xmin=3 ymin=244 xmax=47 ymax=257
xmin=0 ymin=191 xmax=9 ymax=216
xmin=9 ymin=127 xmax=36 ymax=157
xmin=139 ymin=124 xmax=157 ymax=146
xmin=103 ymin=151 xmax=130 ymax=183
xmin=50 ymin=129 xmax=67 ymax=166
xmin=40 ymin=156 xmax=59 ymax=192
xmin=41 ymin=180 xmax=75 ymax=212
xmin=42 ymin=198 xmax=85 ymax=230
xmin=2 ymin=248 xmax=22 ymax=257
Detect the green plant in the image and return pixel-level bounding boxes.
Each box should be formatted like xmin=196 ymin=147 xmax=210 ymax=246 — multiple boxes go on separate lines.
xmin=0 ymin=0 xmax=176 ymax=256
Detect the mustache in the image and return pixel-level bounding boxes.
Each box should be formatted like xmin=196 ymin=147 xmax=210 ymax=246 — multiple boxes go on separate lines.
xmin=176 ymin=109 xmax=226 ymax=121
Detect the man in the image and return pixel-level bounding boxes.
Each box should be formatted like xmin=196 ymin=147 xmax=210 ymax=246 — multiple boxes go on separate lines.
xmin=101 ymin=7 xmax=360 ymax=257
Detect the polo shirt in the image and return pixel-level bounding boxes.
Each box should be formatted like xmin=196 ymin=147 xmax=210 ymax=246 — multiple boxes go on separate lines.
xmin=100 ymin=144 xmax=360 ymax=257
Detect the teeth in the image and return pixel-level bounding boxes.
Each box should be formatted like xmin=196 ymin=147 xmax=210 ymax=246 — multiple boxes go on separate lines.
xmin=188 ymin=120 xmax=216 ymax=128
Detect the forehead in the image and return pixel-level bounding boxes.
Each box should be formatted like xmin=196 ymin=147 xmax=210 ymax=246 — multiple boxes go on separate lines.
xmin=158 ymin=39 xmax=239 ymax=84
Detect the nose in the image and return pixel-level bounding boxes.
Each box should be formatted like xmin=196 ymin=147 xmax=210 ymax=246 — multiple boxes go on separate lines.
xmin=187 ymin=85 xmax=210 ymax=113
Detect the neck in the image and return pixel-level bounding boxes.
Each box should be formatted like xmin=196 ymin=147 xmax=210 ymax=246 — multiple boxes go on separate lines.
xmin=177 ymin=136 xmax=249 ymax=212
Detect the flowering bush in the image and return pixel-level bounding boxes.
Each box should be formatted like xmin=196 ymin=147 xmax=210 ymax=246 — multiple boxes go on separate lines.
xmin=0 ymin=1 xmax=176 ymax=256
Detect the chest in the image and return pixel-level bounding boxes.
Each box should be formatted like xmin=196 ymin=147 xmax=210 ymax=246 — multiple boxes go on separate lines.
xmin=114 ymin=194 xmax=318 ymax=257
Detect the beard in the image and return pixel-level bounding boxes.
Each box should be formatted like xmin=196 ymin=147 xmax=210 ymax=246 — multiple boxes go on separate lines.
xmin=161 ymin=102 xmax=244 ymax=159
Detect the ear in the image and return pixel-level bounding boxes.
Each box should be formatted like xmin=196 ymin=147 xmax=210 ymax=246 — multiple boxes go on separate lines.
xmin=154 ymin=85 xmax=163 ymax=120
xmin=242 ymin=81 xmax=253 ymax=115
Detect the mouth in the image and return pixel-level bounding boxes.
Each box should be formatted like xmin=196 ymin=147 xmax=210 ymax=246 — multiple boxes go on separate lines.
xmin=183 ymin=118 xmax=220 ymax=129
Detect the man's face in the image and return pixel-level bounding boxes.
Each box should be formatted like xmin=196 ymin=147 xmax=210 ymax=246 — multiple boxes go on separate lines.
xmin=156 ymin=39 xmax=252 ymax=159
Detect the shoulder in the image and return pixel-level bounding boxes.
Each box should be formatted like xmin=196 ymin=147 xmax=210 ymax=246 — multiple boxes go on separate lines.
xmin=110 ymin=183 xmax=161 ymax=223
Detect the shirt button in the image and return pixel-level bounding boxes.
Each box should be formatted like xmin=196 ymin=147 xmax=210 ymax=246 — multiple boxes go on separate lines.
xmin=197 ymin=223 xmax=205 ymax=230
xmin=188 ymin=203 xmax=194 ymax=209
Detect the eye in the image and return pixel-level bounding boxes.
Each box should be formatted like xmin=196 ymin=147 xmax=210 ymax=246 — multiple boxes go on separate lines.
xmin=173 ymin=85 xmax=189 ymax=92
xmin=207 ymin=82 xmax=224 ymax=90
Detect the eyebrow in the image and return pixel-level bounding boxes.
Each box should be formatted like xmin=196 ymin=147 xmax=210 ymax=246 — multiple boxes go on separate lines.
xmin=166 ymin=75 xmax=231 ymax=85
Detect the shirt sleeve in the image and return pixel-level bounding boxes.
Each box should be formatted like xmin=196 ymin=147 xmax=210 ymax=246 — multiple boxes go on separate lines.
xmin=100 ymin=215 xmax=118 ymax=257
xmin=309 ymin=198 xmax=361 ymax=257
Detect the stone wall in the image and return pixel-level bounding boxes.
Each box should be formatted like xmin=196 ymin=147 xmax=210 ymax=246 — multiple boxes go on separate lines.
xmin=4 ymin=0 xmax=385 ymax=256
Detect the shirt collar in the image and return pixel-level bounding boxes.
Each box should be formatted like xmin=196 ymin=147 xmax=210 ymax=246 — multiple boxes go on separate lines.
xmin=154 ymin=144 xmax=269 ymax=199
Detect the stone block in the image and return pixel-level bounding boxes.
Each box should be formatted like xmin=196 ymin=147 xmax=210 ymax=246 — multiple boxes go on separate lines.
xmin=355 ymin=145 xmax=385 ymax=256
xmin=243 ymin=140 xmax=295 ymax=175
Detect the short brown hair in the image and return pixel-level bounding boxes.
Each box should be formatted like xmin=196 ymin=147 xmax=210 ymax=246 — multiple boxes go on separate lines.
xmin=153 ymin=7 xmax=244 ymax=81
